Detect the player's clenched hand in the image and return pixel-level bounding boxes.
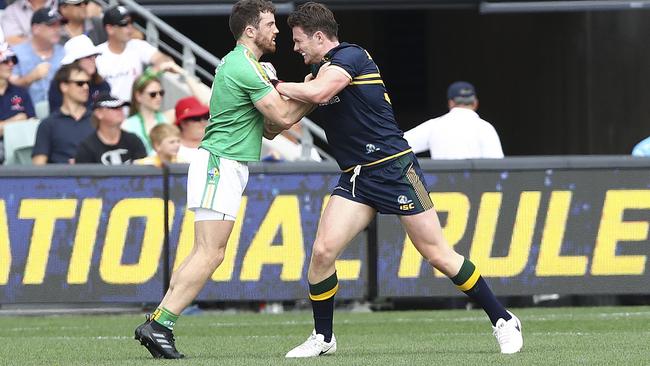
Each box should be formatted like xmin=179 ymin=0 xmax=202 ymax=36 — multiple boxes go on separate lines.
xmin=304 ymin=73 xmax=314 ymax=82
xmin=315 ymin=62 xmax=331 ymax=79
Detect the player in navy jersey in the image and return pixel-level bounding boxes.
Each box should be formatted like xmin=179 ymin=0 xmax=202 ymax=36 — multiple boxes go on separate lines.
xmin=277 ymin=2 xmax=523 ymax=358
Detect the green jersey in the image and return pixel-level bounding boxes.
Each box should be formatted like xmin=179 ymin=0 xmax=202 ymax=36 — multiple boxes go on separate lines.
xmin=200 ymin=44 xmax=273 ymax=161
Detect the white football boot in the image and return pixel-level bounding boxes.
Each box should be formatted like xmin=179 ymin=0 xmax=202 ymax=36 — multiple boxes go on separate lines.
xmin=285 ymin=330 xmax=337 ymax=358
xmin=492 ymin=311 xmax=523 ymax=354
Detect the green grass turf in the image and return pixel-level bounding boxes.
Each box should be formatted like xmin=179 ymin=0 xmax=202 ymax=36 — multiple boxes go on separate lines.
xmin=0 ymin=306 xmax=648 ymax=365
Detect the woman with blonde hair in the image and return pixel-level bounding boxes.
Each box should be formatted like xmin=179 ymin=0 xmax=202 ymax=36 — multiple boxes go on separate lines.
xmin=122 ymin=61 xmax=209 ymax=155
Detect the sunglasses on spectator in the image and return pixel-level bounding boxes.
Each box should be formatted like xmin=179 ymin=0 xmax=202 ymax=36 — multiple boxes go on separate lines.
xmin=147 ymin=90 xmax=165 ymax=98
xmin=117 ymin=21 xmax=133 ymax=27
xmin=184 ymin=114 xmax=209 ymax=122
xmin=67 ymin=80 xmax=90 ymax=87
xmin=73 ymin=0 xmax=90 ymax=6
xmin=1 ymin=56 xmax=18 ymax=65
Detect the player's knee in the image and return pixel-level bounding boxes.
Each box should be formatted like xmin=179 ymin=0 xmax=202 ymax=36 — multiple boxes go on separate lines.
xmin=311 ymin=245 xmax=337 ymax=268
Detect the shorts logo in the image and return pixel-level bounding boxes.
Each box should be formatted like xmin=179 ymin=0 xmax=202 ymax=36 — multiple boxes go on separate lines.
xmin=365 ymin=144 xmax=380 ymax=154
xmin=207 ymin=167 xmax=219 ymax=183
xmin=398 ymin=195 xmax=414 ymax=211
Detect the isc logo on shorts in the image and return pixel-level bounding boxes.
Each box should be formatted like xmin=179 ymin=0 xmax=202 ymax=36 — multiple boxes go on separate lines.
xmin=398 ymin=195 xmax=414 ymax=211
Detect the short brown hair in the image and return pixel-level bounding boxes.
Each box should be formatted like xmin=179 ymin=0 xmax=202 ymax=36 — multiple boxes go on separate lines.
xmin=229 ymin=0 xmax=275 ymax=40
xmin=54 ymin=63 xmax=86 ymax=93
xmin=149 ymin=123 xmax=180 ymax=148
xmin=287 ymin=2 xmax=338 ymax=39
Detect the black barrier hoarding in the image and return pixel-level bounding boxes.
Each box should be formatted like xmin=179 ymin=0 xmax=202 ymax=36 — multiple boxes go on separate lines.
xmin=167 ymin=165 xmax=368 ymax=301
xmin=1 ymin=158 xmax=649 ymax=304
xmin=0 ymin=166 xmax=166 ymax=303
xmin=378 ymin=163 xmax=650 ymax=298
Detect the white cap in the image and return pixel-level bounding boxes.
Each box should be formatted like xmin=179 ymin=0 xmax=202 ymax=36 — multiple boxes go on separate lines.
xmin=61 ymin=35 xmax=101 ymax=65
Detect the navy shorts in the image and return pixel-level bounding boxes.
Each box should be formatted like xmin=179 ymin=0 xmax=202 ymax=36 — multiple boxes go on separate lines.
xmin=332 ymin=153 xmax=434 ymax=215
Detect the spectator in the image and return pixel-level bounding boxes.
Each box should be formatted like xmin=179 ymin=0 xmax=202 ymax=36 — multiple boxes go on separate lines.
xmin=75 ymin=91 xmax=146 ymax=164
xmin=95 ymin=5 xmax=172 ymax=102
xmin=1 ymin=0 xmax=55 ymax=45
xmin=261 ymin=122 xmax=322 ymax=162
xmin=632 ymin=137 xmax=650 ymax=157
xmin=404 ymin=81 xmax=504 ymax=159
xmin=0 ymin=42 xmax=35 ymax=163
xmin=9 ymin=7 xmax=64 ymax=105
xmin=134 ymin=123 xmax=181 ymax=166
xmin=58 ymin=0 xmax=107 ymax=46
xmin=32 ymin=63 xmax=94 ymax=164
xmin=48 ymin=34 xmax=109 ymax=111
xmin=122 ymin=62 xmax=207 ymax=156
xmin=174 ymin=96 xmax=208 ymax=162
xmin=121 ymin=69 xmax=169 ymax=155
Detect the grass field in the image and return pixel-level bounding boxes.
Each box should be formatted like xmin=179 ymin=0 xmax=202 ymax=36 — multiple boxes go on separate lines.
xmin=1 ymin=306 xmax=649 ymax=365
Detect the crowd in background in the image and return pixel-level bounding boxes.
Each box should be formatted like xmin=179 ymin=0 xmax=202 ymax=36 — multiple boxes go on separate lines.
xmin=0 ymin=1 xmax=218 ymax=166
xmin=3 ymin=0 xmax=649 ymax=166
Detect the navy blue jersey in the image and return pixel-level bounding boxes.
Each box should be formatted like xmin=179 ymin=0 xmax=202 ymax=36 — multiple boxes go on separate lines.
xmin=310 ymin=43 xmax=411 ymax=170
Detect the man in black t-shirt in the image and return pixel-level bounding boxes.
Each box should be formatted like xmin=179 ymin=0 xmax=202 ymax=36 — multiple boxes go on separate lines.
xmin=75 ymin=92 xmax=145 ymax=164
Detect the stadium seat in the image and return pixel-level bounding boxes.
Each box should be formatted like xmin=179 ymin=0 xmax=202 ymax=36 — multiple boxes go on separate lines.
xmin=3 ymin=119 xmax=40 ymax=165
xmin=34 ymin=100 xmax=50 ymax=120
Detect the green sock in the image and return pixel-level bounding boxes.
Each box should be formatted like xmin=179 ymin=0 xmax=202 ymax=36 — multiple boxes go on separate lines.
xmin=152 ymin=307 xmax=179 ymax=331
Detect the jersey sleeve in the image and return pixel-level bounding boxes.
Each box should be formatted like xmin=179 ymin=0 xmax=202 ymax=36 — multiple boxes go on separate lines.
xmin=328 ymin=46 xmax=368 ymax=79
xmin=230 ymin=57 xmax=273 ymax=103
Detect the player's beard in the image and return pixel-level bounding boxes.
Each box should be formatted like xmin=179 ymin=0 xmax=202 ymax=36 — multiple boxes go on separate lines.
xmin=254 ymin=34 xmax=276 ymax=54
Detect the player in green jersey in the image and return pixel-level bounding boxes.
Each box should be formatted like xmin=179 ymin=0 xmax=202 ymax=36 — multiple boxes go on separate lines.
xmin=134 ymin=0 xmax=312 ymax=359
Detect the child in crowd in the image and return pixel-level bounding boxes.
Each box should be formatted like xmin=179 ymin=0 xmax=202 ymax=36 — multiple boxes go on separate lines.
xmin=134 ymin=123 xmax=182 ymax=167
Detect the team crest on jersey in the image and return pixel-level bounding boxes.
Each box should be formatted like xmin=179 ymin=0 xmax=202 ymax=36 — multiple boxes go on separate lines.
xmin=365 ymin=144 xmax=380 ymax=154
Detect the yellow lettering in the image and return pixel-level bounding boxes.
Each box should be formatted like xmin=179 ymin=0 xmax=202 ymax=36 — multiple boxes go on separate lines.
xmin=0 ymin=200 xmax=11 ymax=285
xmin=536 ymin=191 xmax=587 ymax=276
xmin=173 ymin=198 xmax=248 ymax=281
xmin=99 ymin=198 xmax=174 ymax=284
xmin=398 ymin=193 xmax=470 ymax=278
xmin=67 ymin=199 xmax=102 ymax=284
xmin=240 ymin=195 xmax=304 ymax=281
xmin=592 ymin=190 xmax=650 ymax=275
xmin=470 ymin=192 xmax=539 ymax=277
xmin=20 ymin=199 xmax=77 ymax=284
xmin=321 ymin=195 xmax=361 ymax=280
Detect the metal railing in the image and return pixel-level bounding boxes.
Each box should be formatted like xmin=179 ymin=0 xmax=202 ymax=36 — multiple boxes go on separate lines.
xmin=94 ymin=0 xmax=330 ymax=161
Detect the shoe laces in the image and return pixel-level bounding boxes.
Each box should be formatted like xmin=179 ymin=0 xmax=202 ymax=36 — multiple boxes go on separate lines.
xmin=298 ymin=333 xmax=325 ymax=352
xmin=493 ymin=319 xmax=515 ymax=344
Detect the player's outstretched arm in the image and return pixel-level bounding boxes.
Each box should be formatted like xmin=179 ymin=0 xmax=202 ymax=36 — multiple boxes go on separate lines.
xmin=255 ymin=89 xmax=313 ymax=133
xmin=276 ymin=65 xmax=350 ymax=104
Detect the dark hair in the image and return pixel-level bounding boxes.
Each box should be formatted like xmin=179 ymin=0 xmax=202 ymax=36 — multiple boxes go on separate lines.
xmin=229 ymin=0 xmax=275 ymax=40
xmin=54 ymin=63 xmax=86 ymax=93
xmin=287 ymin=2 xmax=338 ymax=40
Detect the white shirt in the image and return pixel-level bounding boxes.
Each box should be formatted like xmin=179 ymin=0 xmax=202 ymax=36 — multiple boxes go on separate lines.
xmin=404 ymin=107 xmax=504 ymax=159
xmin=261 ymin=135 xmax=322 ymax=162
xmin=95 ymin=39 xmax=157 ymax=102
xmin=177 ymin=144 xmax=201 ymax=163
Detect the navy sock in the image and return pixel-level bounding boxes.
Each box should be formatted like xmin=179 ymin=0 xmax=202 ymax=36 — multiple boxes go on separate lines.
xmin=451 ymin=258 xmax=511 ymax=326
xmin=309 ymin=272 xmax=338 ymax=343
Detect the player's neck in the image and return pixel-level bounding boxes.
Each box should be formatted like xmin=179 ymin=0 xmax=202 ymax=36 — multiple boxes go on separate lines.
xmin=237 ymin=40 xmax=262 ymax=60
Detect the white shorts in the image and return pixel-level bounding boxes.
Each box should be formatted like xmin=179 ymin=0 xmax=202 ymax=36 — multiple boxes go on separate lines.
xmin=186 ymin=148 xmax=249 ymax=221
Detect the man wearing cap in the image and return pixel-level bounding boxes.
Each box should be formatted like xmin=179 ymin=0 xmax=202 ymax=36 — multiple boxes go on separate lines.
xmin=32 ymin=63 xmax=95 ymax=164
xmin=1 ymin=0 xmax=55 ymax=45
xmin=48 ymin=34 xmax=110 ymax=111
xmin=95 ymin=5 xmax=172 ymax=102
xmin=404 ymin=81 xmax=504 ymax=159
xmin=58 ymin=0 xmax=107 ymax=46
xmin=174 ymin=96 xmax=209 ymax=163
xmin=9 ymin=6 xmax=64 ymax=105
xmin=75 ymin=91 xmax=146 ymax=164
xmin=1 ymin=42 xmax=36 ymax=163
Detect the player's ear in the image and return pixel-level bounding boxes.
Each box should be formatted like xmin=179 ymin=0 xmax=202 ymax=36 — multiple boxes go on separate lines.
xmin=244 ymin=25 xmax=256 ymax=39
